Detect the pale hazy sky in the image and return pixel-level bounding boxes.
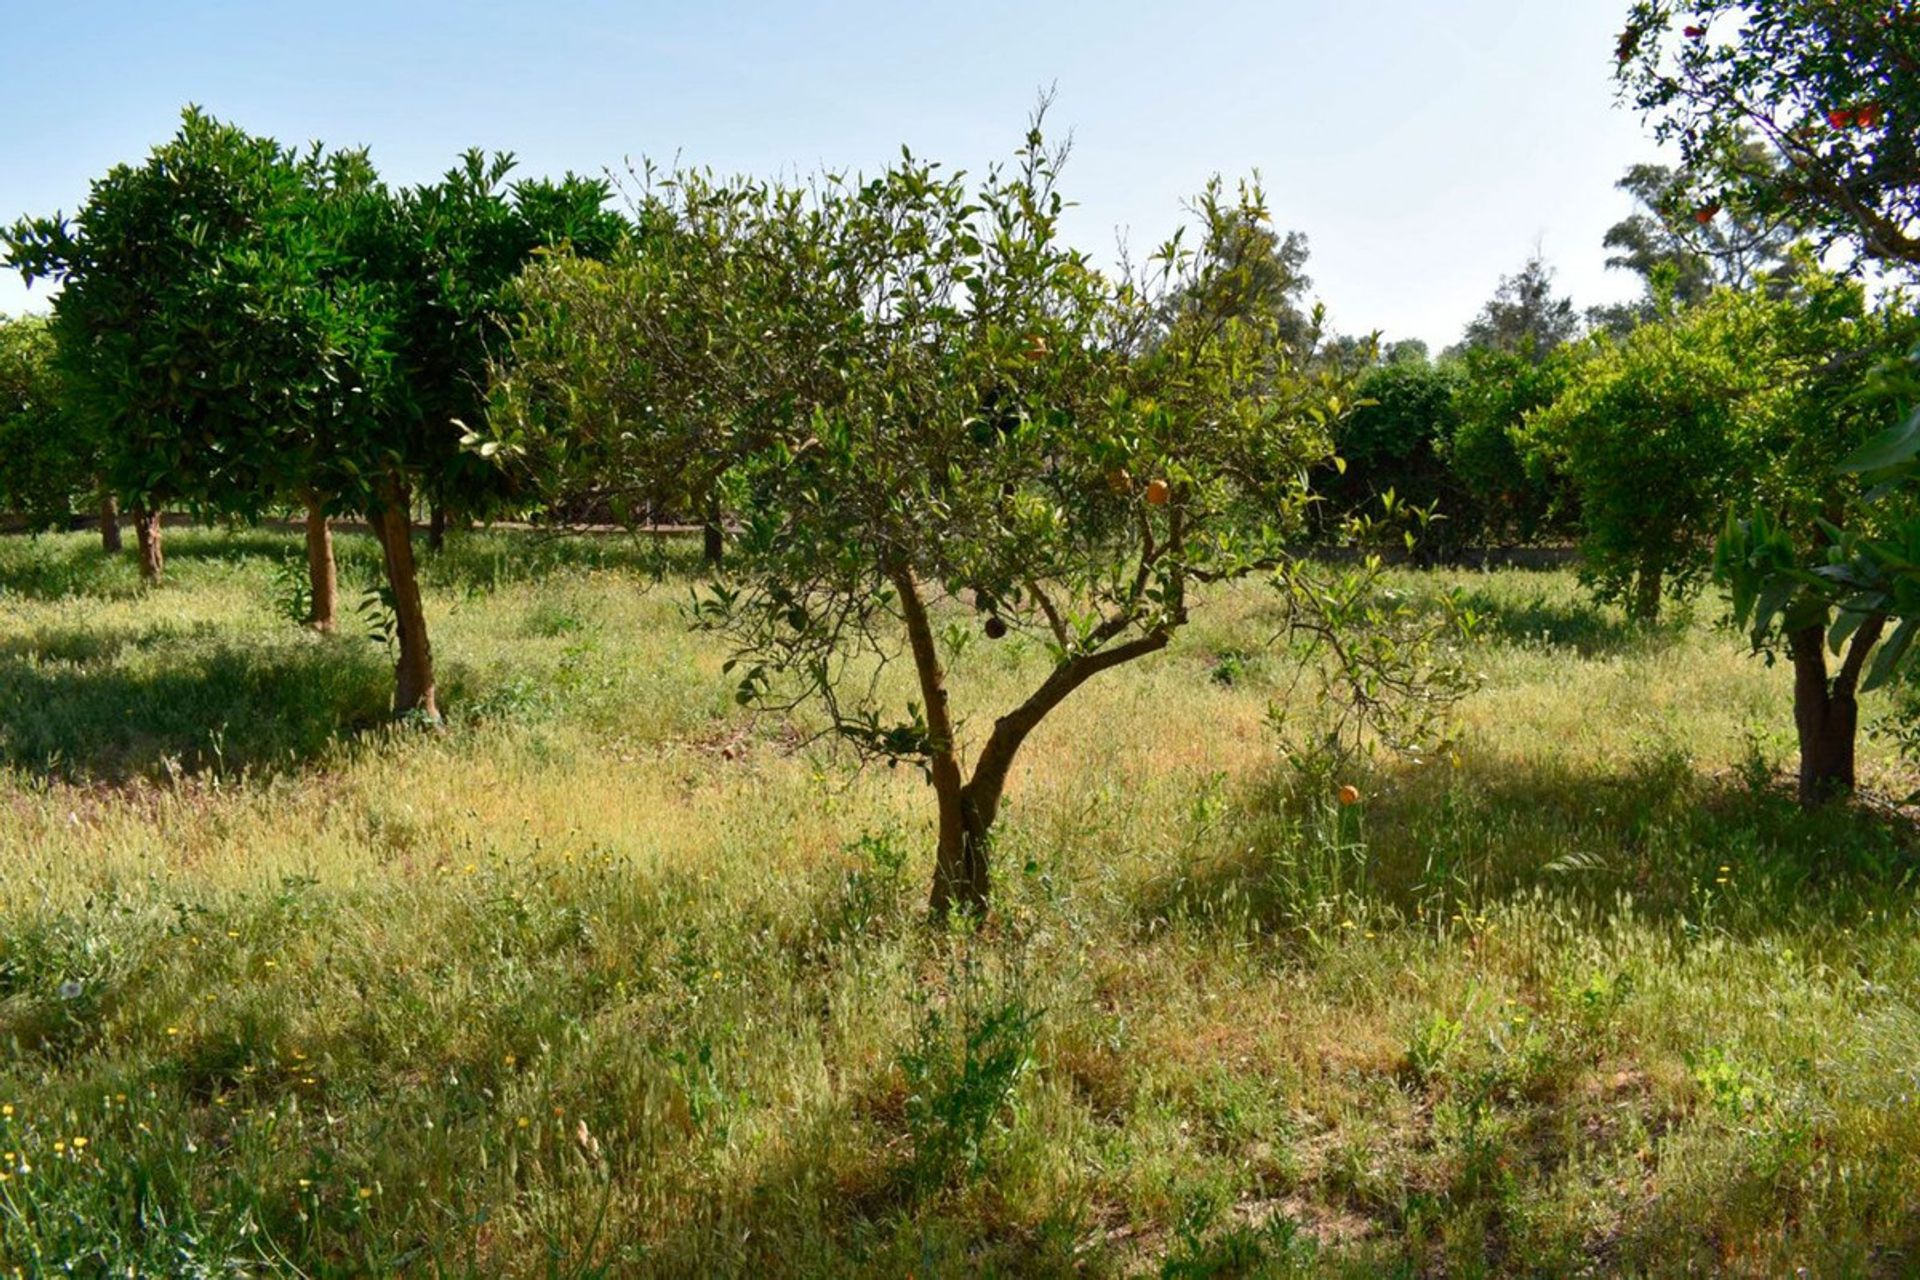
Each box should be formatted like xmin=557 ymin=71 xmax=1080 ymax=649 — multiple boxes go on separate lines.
xmin=1 ymin=1 xmax=1657 ymax=349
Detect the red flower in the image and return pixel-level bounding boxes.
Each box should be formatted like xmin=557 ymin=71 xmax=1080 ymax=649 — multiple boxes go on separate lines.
xmin=1684 ymin=24 xmax=1706 ymax=38
xmin=1828 ymin=109 xmax=1856 ymax=128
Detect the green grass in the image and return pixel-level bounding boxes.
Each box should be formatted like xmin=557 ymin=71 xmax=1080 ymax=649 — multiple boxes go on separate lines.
xmin=1 ymin=528 xmax=1918 ymax=1275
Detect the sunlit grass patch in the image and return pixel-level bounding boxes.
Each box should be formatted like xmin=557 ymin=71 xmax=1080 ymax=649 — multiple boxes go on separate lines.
xmin=1 ymin=528 xmax=1917 ymax=1274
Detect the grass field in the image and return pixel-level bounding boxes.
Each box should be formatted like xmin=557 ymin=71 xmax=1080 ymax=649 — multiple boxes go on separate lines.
xmin=1 ymin=527 xmax=1918 ymax=1276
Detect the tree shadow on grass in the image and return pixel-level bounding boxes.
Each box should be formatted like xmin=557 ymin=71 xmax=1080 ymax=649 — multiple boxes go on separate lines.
xmin=1455 ymin=585 xmax=1680 ymax=657
xmin=0 ymin=623 xmax=156 ymax=666
xmin=422 ymin=528 xmax=707 ymax=595
xmin=0 ymin=631 xmax=395 ymax=782
xmin=156 ymin=528 xmax=309 ymax=565
xmin=1137 ymin=748 xmax=1920 ymax=942
xmin=152 ymin=528 xmax=388 ymax=582
xmin=631 ymin=1089 xmax=1092 ymax=1277
xmin=0 ymin=539 xmax=144 ymax=602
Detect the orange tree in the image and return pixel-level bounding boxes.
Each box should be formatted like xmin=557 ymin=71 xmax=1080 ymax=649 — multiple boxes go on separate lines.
xmin=1617 ymin=0 xmax=1920 ymax=275
xmin=0 ymin=315 xmax=100 ymax=538
xmin=1522 ymin=286 xmax=1781 ymax=622
xmin=484 ymin=122 xmax=1422 ymax=917
xmin=9 ymin=112 xmax=622 ymax=715
xmin=1690 ymin=274 xmax=1919 ymax=803
xmin=3 ymin=109 xmax=323 ymax=581
xmin=8 ymin=111 xmax=409 ymax=638
xmin=7 ymin=112 xmax=403 ymax=611
xmin=1618 ymin=4 xmax=1920 ymax=798
xmin=1718 ymin=316 xmax=1920 ymax=803
xmin=307 ymin=151 xmax=621 ymax=717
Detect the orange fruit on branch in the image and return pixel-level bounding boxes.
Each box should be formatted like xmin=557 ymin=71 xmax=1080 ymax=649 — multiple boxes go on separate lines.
xmin=1145 ymin=478 xmax=1171 ymax=506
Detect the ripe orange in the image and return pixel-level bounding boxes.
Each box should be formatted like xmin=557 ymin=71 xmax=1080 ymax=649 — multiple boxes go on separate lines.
xmin=1337 ymin=784 xmax=1361 ymax=807
xmin=1145 ymin=478 xmax=1171 ymax=506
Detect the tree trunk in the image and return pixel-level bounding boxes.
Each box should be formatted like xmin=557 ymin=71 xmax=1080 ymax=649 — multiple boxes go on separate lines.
xmin=132 ymin=505 xmax=162 ymax=580
xmin=1791 ymin=617 xmax=1884 ymax=807
xmin=98 ymin=494 xmax=121 ymax=554
xmin=304 ymin=496 xmax=339 ymax=633
xmin=702 ymin=494 xmax=724 ymax=568
xmin=895 ymin=554 xmax=1187 ymax=919
xmin=932 ymin=777 xmax=993 ymax=919
xmin=893 ymin=567 xmax=988 ymax=918
xmin=372 ymin=487 xmax=439 ymax=722
xmin=1632 ymin=562 xmax=1662 ymax=623
xmin=427 ymin=502 xmax=448 ymax=553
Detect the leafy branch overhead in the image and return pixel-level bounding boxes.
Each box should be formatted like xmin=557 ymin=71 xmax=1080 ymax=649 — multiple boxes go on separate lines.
xmin=1617 ymin=1 xmax=1920 ymax=275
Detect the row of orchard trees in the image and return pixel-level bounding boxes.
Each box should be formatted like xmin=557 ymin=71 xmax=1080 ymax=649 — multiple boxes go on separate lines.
xmin=3 ymin=0 xmax=1913 ymax=910
xmin=2 ymin=106 xmax=1471 ymax=918
xmin=1313 ymin=193 xmax=1884 ymax=576
xmin=1566 ymin=0 xmax=1920 ymax=808
xmin=473 ymin=0 xmax=1920 ymax=905
xmin=2 ymin=110 xmax=626 ymax=719
xmin=1313 ymin=0 xmax=1920 ymax=812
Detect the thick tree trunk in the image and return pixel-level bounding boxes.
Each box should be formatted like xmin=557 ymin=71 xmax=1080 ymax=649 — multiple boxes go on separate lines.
xmin=372 ymin=488 xmax=439 ymax=722
xmin=132 ymin=505 xmax=162 ymax=580
xmin=304 ymin=497 xmax=338 ymax=633
xmin=1632 ymin=563 xmax=1662 ymax=623
xmin=1791 ymin=618 xmax=1883 ymax=807
xmin=98 ymin=494 xmax=122 ymax=554
xmin=427 ymin=502 xmax=448 ymax=553
xmin=702 ymin=494 xmax=724 ymax=568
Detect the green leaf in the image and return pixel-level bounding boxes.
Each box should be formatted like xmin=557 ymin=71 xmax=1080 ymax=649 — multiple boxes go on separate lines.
xmin=1837 ymin=404 xmax=1920 ymax=474
xmin=1863 ymin=616 xmax=1918 ymax=693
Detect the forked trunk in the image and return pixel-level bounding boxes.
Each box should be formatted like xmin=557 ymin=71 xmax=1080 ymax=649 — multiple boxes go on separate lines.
xmin=304 ymin=496 xmax=339 ymax=633
xmin=132 ymin=505 xmax=163 ymax=580
xmin=1791 ymin=618 xmax=1883 ymax=807
xmin=894 ymin=564 xmax=1175 ymax=921
xmin=98 ymin=494 xmax=122 ymax=554
xmin=372 ymin=487 xmax=439 ymax=722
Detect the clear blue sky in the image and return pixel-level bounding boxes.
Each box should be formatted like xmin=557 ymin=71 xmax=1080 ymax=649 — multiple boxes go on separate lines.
xmin=1 ymin=0 xmax=1656 ymax=349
